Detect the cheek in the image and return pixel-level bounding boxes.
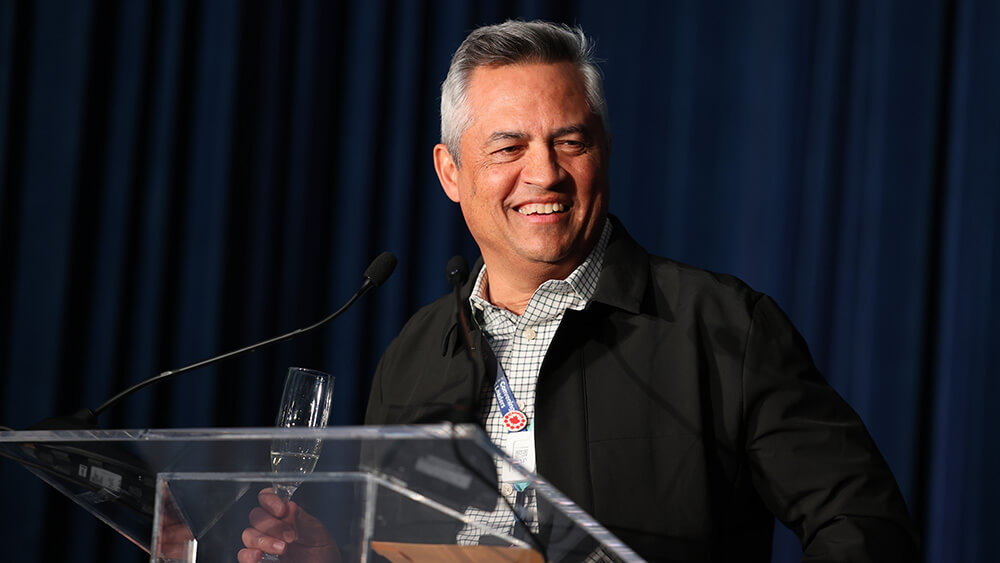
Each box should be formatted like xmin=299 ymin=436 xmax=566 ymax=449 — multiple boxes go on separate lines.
xmin=471 ymin=168 xmax=519 ymax=201
xmin=567 ymin=165 xmax=602 ymax=196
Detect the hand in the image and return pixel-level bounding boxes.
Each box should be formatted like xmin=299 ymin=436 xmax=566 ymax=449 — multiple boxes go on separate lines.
xmin=237 ymin=488 xmax=340 ymax=563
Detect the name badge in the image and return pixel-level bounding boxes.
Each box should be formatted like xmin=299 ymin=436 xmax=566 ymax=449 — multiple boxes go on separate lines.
xmin=501 ymin=426 xmax=535 ymax=484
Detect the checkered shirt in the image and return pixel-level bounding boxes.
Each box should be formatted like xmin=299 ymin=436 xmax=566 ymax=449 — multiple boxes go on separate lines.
xmin=455 ymin=220 xmax=612 ymax=547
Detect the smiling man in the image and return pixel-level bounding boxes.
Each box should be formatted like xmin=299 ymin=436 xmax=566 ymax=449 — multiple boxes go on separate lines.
xmin=433 ymin=59 xmax=610 ymax=315
xmin=241 ymin=20 xmax=919 ymax=563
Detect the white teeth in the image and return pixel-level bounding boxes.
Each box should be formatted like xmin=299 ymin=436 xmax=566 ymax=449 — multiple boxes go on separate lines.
xmin=517 ymin=202 xmax=566 ymax=215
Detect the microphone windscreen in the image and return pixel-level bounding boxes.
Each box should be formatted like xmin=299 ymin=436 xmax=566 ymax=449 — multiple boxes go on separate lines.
xmin=446 ymin=255 xmax=469 ymax=287
xmin=364 ymin=252 xmax=398 ymax=287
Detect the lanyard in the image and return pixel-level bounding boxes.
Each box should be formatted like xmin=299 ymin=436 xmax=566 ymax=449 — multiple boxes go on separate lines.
xmin=492 ymin=359 xmax=528 ymax=433
xmin=492 ymin=358 xmax=534 ymax=492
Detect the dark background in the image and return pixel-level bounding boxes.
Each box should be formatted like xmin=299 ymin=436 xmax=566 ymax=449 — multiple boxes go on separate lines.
xmin=1 ymin=0 xmax=997 ymax=561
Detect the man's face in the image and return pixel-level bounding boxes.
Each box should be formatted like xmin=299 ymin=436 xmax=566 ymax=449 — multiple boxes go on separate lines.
xmin=434 ymin=62 xmax=609 ymax=277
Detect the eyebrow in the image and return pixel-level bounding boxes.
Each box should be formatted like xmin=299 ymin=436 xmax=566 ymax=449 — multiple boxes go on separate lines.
xmin=484 ymin=124 xmax=593 ymax=145
xmin=485 ymin=131 xmax=528 ymax=144
xmin=551 ymin=124 xmax=592 ymax=142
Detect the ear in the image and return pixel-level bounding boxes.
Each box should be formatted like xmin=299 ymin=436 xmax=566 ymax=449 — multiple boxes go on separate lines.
xmin=433 ymin=144 xmax=461 ymax=203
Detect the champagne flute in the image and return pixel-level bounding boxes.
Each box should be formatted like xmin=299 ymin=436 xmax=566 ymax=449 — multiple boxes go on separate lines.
xmin=265 ymin=367 xmax=334 ymax=561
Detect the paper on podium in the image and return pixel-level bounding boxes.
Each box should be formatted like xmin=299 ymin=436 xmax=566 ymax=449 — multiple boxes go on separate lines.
xmin=371 ymin=541 xmax=543 ymax=563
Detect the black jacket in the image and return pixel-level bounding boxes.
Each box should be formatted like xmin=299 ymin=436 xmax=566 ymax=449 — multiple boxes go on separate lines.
xmin=366 ymin=217 xmax=918 ymax=562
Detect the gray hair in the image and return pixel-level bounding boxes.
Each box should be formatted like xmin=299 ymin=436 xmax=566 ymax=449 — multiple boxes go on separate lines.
xmin=440 ymin=20 xmax=610 ymax=166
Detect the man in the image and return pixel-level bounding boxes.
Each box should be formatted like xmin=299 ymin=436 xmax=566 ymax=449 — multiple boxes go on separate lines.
xmin=240 ymin=20 xmax=918 ymax=562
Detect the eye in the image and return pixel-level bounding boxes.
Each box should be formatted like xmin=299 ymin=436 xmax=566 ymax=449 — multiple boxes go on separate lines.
xmin=490 ymin=144 xmax=525 ymax=161
xmin=556 ymin=139 xmax=588 ymax=154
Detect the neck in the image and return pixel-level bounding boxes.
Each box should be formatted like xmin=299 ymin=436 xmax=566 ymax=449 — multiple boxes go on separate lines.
xmin=480 ymin=260 xmax=575 ymax=316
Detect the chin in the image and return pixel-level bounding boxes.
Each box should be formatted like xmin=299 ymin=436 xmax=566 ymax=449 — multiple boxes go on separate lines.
xmin=527 ymin=250 xmax=581 ymax=269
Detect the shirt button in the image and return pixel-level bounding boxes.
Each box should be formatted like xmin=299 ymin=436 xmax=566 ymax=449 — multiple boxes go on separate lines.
xmin=501 ymin=483 xmax=515 ymax=496
xmin=523 ymin=327 xmax=537 ymax=340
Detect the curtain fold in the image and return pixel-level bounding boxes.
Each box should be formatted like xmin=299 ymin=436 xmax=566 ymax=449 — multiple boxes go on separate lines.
xmin=1 ymin=1 xmax=996 ymax=560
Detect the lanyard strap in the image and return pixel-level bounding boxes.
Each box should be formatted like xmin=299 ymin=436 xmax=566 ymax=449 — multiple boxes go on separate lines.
xmin=492 ymin=357 xmax=529 ymax=433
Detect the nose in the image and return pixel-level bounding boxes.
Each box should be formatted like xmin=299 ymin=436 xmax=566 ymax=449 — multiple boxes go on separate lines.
xmin=520 ymin=145 xmax=565 ymax=189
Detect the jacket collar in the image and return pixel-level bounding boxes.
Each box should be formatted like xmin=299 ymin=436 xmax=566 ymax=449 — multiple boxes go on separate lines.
xmin=589 ymin=215 xmax=648 ymax=315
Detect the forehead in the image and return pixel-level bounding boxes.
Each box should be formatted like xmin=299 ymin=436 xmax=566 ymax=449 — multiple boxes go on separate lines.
xmin=463 ymin=62 xmax=596 ymax=136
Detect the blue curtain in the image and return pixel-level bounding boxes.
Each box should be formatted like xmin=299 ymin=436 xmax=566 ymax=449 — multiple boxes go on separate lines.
xmin=1 ymin=0 xmax=997 ymax=561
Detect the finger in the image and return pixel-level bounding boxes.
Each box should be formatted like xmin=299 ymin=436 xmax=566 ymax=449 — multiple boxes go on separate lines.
xmin=248 ymin=506 xmax=298 ymax=543
xmin=237 ymin=547 xmax=262 ymax=563
xmin=257 ymin=487 xmax=290 ymax=518
xmin=242 ymin=527 xmax=287 ymax=556
xmin=288 ymin=502 xmax=334 ymax=548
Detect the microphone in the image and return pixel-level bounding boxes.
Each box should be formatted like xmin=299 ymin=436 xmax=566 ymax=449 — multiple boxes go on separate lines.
xmin=446 ymin=255 xmax=469 ymax=288
xmin=33 ymin=252 xmax=397 ymax=428
xmin=363 ymin=251 xmax=398 ymax=289
xmin=446 ymin=256 xmax=476 ymax=358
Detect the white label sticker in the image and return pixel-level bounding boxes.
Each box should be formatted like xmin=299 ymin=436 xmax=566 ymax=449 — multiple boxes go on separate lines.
xmin=501 ymin=428 xmax=536 ymax=483
xmin=88 ymin=466 xmax=122 ymax=492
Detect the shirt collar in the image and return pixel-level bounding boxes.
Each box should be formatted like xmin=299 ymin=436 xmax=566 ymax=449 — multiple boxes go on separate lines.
xmin=469 ymin=218 xmax=613 ymax=319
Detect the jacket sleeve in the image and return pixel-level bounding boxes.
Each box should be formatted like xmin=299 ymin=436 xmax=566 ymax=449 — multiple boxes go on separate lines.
xmin=741 ymin=295 xmax=920 ymax=561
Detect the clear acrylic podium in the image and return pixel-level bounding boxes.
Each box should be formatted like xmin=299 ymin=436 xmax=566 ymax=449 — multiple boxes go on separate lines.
xmin=0 ymin=423 xmax=643 ymax=562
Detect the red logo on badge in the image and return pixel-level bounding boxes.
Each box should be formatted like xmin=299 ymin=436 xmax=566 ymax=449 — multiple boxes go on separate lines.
xmin=504 ymin=410 xmax=527 ymax=432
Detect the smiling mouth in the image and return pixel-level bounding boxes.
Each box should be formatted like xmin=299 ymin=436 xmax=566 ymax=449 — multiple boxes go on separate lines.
xmin=516 ymin=202 xmax=568 ymax=216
